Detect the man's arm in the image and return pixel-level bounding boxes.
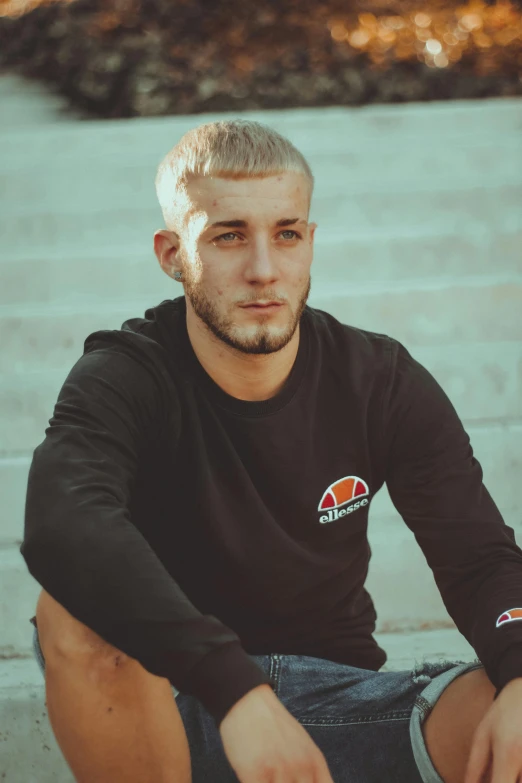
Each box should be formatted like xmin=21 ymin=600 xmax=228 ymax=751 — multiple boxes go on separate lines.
xmin=382 ymin=339 xmax=522 ymax=697
xmin=21 ymin=340 xmax=273 ymax=725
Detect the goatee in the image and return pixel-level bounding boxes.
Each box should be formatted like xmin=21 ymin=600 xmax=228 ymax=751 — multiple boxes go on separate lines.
xmin=183 ymin=277 xmax=311 ymax=355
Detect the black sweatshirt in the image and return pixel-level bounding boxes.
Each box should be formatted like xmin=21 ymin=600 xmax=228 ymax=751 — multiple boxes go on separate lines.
xmin=22 ymin=296 xmax=522 ymax=725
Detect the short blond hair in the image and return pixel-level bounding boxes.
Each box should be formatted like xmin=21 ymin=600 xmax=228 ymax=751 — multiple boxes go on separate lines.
xmin=155 ymin=118 xmax=314 ymax=233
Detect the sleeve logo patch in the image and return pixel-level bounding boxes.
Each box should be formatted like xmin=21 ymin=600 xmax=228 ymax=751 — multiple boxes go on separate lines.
xmin=496 ymin=608 xmax=522 ymax=627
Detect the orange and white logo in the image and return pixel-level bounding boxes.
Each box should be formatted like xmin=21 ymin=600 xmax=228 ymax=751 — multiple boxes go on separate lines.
xmin=318 ymin=476 xmax=369 ymax=524
xmin=496 ymin=608 xmax=522 ymax=628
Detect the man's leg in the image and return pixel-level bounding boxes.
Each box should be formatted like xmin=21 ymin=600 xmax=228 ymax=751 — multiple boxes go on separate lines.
xmin=36 ymin=590 xmax=191 ymax=783
xmin=422 ymin=667 xmax=496 ymax=783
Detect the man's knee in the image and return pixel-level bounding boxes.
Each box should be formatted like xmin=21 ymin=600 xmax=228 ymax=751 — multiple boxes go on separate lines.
xmin=423 ymin=667 xmax=495 ymax=783
xmin=35 ymin=589 xmax=130 ymax=671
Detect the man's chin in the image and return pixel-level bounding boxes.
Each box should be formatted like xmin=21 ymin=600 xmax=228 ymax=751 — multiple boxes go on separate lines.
xmin=185 ymin=290 xmax=304 ymax=355
xmin=216 ymin=327 xmax=295 ymax=355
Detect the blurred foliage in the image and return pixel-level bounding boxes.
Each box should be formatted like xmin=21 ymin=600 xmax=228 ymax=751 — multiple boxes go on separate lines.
xmin=0 ymin=0 xmax=520 ymax=118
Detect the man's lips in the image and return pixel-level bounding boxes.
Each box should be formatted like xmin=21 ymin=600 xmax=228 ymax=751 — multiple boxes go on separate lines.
xmin=240 ymin=302 xmax=284 ymax=308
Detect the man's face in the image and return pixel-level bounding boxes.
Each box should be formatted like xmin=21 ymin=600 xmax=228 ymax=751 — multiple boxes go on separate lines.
xmin=167 ymin=172 xmax=317 ymax=355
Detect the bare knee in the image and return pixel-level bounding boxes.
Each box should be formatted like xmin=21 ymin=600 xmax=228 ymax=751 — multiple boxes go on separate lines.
xmin=35 ymin=589 xmax=130 ymax=672
xmin=423 ymin=667 xmax=495 ymax=783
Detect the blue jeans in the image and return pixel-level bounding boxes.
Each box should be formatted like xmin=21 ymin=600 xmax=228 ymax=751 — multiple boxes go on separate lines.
xmin=31 ymin=623 xmax=483 ymax=782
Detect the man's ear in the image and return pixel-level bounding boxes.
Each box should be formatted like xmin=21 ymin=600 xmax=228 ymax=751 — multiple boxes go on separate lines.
xmin=153 ymin=229 xmax=179 ymax=276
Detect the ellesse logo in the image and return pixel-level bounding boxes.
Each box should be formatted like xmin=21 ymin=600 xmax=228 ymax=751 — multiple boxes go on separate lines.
xmin=318 ymin=476 xmax=369 ymax=524
xmin=496 ymin=608 xmax=522 ymax=627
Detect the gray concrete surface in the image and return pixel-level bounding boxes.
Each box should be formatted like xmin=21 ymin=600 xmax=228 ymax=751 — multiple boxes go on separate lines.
xmin=2 ymin=93 xmax=521 ymax=656
xmin=0 ymin=74 xmax=521 ymax=780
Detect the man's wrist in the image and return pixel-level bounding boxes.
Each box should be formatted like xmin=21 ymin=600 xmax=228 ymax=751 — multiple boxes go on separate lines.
xmin=495 ymin=676 xmax=522 ymax=699
xmin=180 ymin=641 xmax=276 ymax=726
xmin=493 ymin=643 xmax=522 ymax=699
xmin=220 ymin=683 xmax=276 ymax=726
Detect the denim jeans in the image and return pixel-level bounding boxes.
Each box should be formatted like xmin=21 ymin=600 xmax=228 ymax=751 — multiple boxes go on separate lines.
xmin=31 ymin=622 xmax=483 ymax=782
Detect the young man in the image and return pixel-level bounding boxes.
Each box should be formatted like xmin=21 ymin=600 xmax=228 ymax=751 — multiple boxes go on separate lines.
xmin=23 ymin=119 xmax=522 ymax=783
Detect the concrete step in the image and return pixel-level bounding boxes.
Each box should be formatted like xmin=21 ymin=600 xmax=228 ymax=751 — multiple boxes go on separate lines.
xmin=2 ymin=97 xmax=521 ymax=168
xmin=0 ymin=627 xmax=478 ymax=782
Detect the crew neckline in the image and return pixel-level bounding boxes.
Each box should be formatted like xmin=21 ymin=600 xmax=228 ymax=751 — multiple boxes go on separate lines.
xmin=172 ymin=296 xmax=310 ymax=417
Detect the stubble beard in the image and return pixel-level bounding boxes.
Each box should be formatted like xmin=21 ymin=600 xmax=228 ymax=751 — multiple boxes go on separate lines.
xmin=182 ymin=274 xmax=311 ymax=355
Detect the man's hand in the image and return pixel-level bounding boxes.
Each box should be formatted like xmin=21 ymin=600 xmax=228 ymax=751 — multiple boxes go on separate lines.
xmin=219 ymin=684 xmax=335 ymax=782
xmin=465 ymin=677 xmax=522 ymax=783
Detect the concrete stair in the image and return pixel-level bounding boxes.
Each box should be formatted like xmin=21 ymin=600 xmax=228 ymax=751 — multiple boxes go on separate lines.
xmin=0 ymin=72 xmax=521 ymax=779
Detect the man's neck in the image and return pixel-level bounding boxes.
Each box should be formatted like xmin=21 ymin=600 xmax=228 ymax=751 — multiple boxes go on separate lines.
xmin=185 ymin=314 xmax=300 ymax=402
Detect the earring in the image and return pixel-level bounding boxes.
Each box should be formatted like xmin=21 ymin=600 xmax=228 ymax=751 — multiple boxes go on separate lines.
xmin=174 ymin=271 xmax=182 ymax=280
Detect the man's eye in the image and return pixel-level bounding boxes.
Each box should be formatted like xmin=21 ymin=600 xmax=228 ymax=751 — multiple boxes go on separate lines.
xmin=215 ymin=231 xmax=301 ymax=242
xmin=217 ymin=232 xmax=239 ymax=242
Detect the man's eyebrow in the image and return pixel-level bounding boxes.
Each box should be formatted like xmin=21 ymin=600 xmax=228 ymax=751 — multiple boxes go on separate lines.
xmin=207 ymin=218 xmax=307 ymax=230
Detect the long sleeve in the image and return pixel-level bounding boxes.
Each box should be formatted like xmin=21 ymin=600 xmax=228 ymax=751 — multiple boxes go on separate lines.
xmin=382 ymin=339 xmax=522 ymax=695
xmin=21 ymin=340 xmax=274 ymax=725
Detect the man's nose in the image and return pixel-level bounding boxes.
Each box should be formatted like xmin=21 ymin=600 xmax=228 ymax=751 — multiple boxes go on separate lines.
xmin=244 ymin=241 xmax=279 ymax=283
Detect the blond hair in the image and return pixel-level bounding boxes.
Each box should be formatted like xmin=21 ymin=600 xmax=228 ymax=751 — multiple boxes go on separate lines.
xmin=155 ymin=118 xmax=314 ymax=233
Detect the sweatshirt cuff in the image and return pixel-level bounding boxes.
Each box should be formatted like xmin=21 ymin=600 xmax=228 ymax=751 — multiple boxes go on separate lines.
xmin=180 ymin=641 xmax=276 ymax=727
xmin=493 ymin=644 xmax=522 ymax=699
